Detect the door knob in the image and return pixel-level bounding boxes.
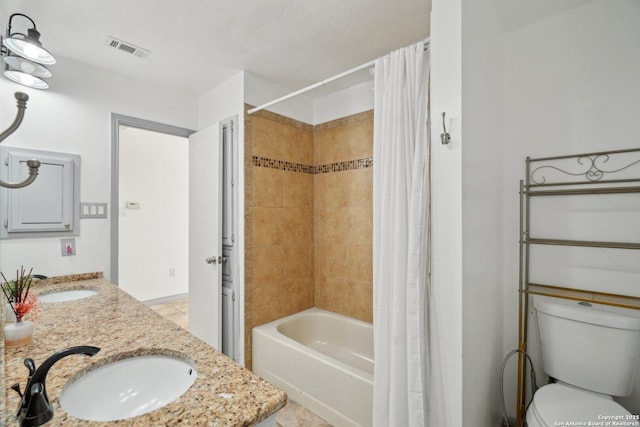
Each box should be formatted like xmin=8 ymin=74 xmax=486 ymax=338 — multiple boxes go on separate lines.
xmin=221 ymin=256 xmax=228 ymax=264
xmin=206 ymin=256 xmax=217 ymax=264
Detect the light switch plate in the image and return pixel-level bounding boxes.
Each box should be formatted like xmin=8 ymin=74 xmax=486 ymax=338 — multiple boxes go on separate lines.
xmin=80 ymin=202 xmax=108 ymax=219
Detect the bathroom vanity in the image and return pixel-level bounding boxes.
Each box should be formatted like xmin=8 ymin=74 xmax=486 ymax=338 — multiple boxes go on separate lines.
xmin=1 ymin=274 xmax=286 ymax=426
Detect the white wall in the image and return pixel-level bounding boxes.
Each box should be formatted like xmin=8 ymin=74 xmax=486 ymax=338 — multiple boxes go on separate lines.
xmin=246 ymin=71 xmax=375 ymax=126
xmin=244 ymin=72 xmax=314 ymax=124
xmin=430 ymin=0 xmax=463 ymax=425
xmin=313 ymin=80 xmax=374 ymax=125
xmin=0 ymin=56 xmax=197 ymax=279
xmin=500 ymin=0 xmax=640 ymax=417
xmin=199 ymin=72 xmax=245 ymax=130
xmin=460 ymin=0 xmax=505 ymax=425
xmin=118 ymin=126 xmax=189 ymax=301
xmin=449 ymin=0 xmax=640 ymax=424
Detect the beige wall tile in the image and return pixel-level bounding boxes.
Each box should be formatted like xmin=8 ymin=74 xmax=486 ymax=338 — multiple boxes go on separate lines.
xmin=345 ymin=168 xmax=373 ymax=208
xmin=314 ymin=207 xmax=349 ymax=245
xmin=314 ymin=118 xmax=373 ymax=165
xmin=284 ymin=277 xmax=314 ymax=313
xmin=252 ymin=166 xmax=283 ymax=207
xmin=253 ymin=207 xmax=285 ymax=246
xmin=346 ymin=206 xmax=373 ymax=245
xmin=283 ymin=244 xmax=313 ymax=278
xmin=244 ymin=209 xmax=253 ymax=248
xmin=245 ymin=158 xmax=253 ymax=207
xmin=281 ymin=126 xmax=313 ymax=165
xmin=252 ymin=116 xmax=284 ymax=159
xmin=253 ymin=116 xmax=313 ymax=165
xmin=314 ymin=169 xmax=372 ymax=210
xmin=314 ymin=172 xmax=348 ymax=208
xmin=343 ymin=120 xmax=374 ymax=159
xmin=314 ymin=243 xmax=347 ymax=280
xmin=314 ymin=127 xmax=340 ymax=165
xmin=315 ymin=276 xmax=349 ymax=313
xmin=244 ymin=245 xmax=253 ymax=284
xmin=284 ymin=171 xmax=313 ymax=208
xmin=283 ymin=207 xmax=313 ymax=242
xmin=254 ymin=280 xmax=288 ymax=326
xmin=253 ymin=245 xmax=285 ymax=283
xmin=349 ymin=281 xmax=373 ymax=323
xmin=347 ymin=244 xmax=373 ymax=283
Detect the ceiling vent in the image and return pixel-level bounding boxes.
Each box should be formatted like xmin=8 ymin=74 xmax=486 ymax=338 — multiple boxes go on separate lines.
xmin=105 ymin=36 xmax=151 ymax=59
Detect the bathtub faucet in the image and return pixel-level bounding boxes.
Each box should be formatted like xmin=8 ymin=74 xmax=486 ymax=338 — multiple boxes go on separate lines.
xmin=11 ymin=346 xmax=100 ymax=427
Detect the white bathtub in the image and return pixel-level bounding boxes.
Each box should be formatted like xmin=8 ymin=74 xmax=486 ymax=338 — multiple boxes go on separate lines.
xmin=253 ymin=307 xmax=373 ymax=427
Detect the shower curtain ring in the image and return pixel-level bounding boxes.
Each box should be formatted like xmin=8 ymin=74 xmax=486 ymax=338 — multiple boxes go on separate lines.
xmin=440 ymin=112 xmax=451 ymax=145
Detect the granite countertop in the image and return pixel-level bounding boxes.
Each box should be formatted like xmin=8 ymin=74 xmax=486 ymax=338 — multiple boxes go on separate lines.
xmin=2 ymin=273 xmax=286 ymax=426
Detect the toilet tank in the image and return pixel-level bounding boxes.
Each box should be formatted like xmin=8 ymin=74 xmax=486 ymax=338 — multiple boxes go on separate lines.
xmin=534 ymin=296 xmax=640 ymax=396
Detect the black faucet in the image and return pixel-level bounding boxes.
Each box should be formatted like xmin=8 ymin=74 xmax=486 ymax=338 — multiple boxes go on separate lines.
xmin=11 ymin=346 xmax=100 ymax=427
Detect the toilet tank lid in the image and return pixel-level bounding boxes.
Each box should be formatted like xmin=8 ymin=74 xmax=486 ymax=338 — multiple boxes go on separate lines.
xmin=534 ymin=296 xmax=640 ymax=330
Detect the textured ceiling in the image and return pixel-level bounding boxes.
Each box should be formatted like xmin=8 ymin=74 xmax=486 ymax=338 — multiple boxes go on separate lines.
xmin=0 ymin=0 xmax=431 ymax=96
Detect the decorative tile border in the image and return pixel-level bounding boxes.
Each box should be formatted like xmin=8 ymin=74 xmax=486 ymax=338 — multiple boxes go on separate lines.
xmin=252 ymin=155 xmax=373 ymax=174
xmin=253 ymin=156 xmax=314 ymax=173
xmin=313 ymin=157 xmax=373 ymax=174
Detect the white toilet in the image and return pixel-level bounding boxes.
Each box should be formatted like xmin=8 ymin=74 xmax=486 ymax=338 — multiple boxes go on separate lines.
xmin=527 ymin=296 xmax=640 ymax=427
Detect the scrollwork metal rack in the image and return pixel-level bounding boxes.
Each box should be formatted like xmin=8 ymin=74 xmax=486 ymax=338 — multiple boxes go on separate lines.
xmin=516 ymin=148 xmax=640 ymax=425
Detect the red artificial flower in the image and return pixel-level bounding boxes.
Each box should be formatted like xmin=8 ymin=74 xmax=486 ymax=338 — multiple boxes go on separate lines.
xmin=14 ymin=292 xmax=39 ymax=320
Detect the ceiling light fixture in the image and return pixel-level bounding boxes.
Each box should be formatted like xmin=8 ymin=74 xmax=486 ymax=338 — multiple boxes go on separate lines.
xmin=1 ymin=13 xmax=56 ymax=90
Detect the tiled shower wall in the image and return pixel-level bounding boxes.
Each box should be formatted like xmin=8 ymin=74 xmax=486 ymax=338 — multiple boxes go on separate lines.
xmin=313 ymin=112 xmax=373 ymax=322
xmin=244 ymin=106 xmax=315 ymax=370
xmin=244 ymin=106 xmax=373 ymax=369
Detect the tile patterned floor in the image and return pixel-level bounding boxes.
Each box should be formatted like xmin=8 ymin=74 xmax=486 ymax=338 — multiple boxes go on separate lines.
xmin=149 ymin=298 xmax=189 ymax=330
xmin=276 ymin=400 xmax=332 ymax=427
xmin=148 ymin=299 xmax=331 ymax=426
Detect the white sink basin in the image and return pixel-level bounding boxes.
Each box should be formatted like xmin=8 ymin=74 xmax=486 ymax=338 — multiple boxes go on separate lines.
xmin=60 ymin=354 xmax=197 ymax=421
xmin=38 ymin=289 xmax=97 ymax=303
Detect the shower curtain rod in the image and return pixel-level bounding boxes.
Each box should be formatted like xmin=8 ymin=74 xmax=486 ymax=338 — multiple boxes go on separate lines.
xmin=247 ymin=37 xmax=430 ymax=115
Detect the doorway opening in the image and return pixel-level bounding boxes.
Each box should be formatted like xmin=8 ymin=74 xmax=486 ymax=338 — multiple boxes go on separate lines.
xmin=109 ymin=114 xmax=194 ymax=287
xmin=118 ymin=125 xmax=189 ymax=302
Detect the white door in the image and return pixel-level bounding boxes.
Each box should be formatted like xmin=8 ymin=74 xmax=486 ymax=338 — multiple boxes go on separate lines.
xmin=189 ymin=124 xmax=222 ymax=350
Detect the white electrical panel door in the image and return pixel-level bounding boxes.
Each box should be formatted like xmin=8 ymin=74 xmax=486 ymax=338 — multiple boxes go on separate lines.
xmin=1 ymin=147 xmax=80 ymax=238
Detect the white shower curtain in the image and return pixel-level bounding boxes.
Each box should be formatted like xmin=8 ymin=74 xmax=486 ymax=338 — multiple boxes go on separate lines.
xmin=372 ymin=41 xmax=432 ymax=427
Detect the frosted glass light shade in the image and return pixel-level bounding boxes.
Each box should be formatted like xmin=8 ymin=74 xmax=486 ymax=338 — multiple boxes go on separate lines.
xmin=3 ymin=35 xmax=56 ymax=65
xmin=4 ymin=55 xmax=51 ymax=77
xmin=4 ymin=69 xmax=49 ymax=89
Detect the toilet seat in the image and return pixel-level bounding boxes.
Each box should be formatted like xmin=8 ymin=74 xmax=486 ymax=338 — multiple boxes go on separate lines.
xmin=526 ymin=383 xmax=639 ymax=427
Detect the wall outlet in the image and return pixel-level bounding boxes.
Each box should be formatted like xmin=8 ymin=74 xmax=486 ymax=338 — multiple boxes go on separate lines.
xmin=61 ymin=238 xmax=76 ymax=256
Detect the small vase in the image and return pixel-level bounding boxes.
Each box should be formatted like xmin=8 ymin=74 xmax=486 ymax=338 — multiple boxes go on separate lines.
xmin=4 ymin=318 xmax=33 ymax=348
